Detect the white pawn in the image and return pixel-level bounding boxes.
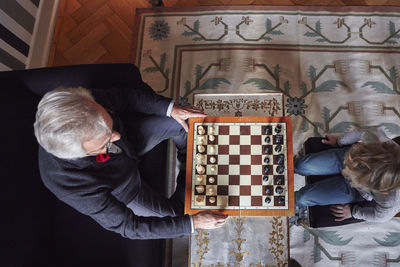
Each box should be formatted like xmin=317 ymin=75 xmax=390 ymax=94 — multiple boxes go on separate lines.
xmin=209 ymin=156 xmax=216 ymax=164
xmin=210 ymin=165 xmax=217 ymax=173
xmin=209 ymin=126 xmax=215 ymax=135
xmin=209 ymin=135 xmax=215 ymax=142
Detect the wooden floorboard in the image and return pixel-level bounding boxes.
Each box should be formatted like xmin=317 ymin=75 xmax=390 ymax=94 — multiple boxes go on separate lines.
xmin=47 ymin=0 xmax=400 ymax=67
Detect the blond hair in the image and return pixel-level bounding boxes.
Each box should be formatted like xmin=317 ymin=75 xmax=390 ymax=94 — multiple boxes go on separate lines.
xmin=342 ymin=142 xmax=400 ymax=193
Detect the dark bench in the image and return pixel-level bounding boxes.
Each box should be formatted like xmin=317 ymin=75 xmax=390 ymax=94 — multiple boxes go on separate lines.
xmin=0 ymin=64 xmax=169 ymax=267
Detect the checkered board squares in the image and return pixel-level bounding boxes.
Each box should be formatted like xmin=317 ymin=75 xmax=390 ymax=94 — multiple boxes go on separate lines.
xmin=190 ymin=122 xmax=289 ymax=211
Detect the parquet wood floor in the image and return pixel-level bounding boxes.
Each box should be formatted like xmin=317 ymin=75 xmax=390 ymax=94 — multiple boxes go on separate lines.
xmin=48 ymin=0 xmax=400 ymax=67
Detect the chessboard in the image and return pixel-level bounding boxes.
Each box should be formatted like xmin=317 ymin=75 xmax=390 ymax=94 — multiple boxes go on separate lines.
xmin=184 ymin=117 xmax=294 ymax=216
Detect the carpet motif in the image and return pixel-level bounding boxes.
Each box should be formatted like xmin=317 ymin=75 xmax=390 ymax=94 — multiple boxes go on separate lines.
xmin=132 ymin=6 xmax=400 ymax=266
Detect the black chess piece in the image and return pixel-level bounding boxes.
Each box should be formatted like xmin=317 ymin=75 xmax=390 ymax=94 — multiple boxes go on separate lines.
xmin=264 ymin=166 xmax=270 ymax=174
xmin=275 ymin=176 xmax=284 ymax=185
xmin=275 ymin=145 xmax=282 ymax=153
xmin=265 ymin=186 xmax=273 ymax=195
xmin=275 ymin=186 xmax=284 ymax=194
xmin=276 ymin=165 xmax=284 ymax=174
xmin=262 ymin=175 xmax=269 ymax=182
xmin=265 ymin=136 xmax=270 ymax=143
xmin=265 ymin=197 xmax=271 ymax=204
xmin=264 ymin=126 xmax=272 ymax=135
xmin=276 ymin=154 xmax=284 ymax=165
xmin=274 ymin=135 xmax=283 ymax=144
xmin=264 ymin=157 xmax=270 ymax=164
xmin=264 ymin=145 xmax=271 ymax=154
xmin=274 ymin=124 xmax=282 ymax=133
xmin=277 ymin=196 xmax=285 ymax=204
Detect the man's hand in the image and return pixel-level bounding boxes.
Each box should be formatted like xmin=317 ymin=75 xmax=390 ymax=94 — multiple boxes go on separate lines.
xmin=171 ymin=104 xmax=206 ymax=132
xmin=330 ymin=204 xmax=352 ymax=221
xmin=192 ymin=210 xmax=228 ymax=229
xmin=321 ymin=135 xmax=339 ymax=147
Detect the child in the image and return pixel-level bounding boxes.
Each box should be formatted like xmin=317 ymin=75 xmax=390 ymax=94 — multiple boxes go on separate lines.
xmin=295 ymin=126 xmax=400 ymax=222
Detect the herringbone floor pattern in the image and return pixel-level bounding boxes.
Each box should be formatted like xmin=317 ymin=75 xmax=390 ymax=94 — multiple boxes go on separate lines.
xmin=48 ymin=0 xmax=400 ymax=67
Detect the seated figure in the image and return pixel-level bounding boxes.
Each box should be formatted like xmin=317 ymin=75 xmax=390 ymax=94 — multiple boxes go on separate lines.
xmin=294 ymin=126 xmax=400 ymax=224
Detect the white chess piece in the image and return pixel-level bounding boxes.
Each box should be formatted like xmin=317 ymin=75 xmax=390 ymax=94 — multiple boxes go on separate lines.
xmin=196 ymin=185 xmax=205 ymax=194
xmin=209 ymin=156 xmax=216 ymax=164
xmin=196 ymin=164 xmax=205 ymax=174
xmin=197 ymin=145 xmax=205 ymax=153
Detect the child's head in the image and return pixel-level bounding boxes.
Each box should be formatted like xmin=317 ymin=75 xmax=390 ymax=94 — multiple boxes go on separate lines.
xmin=342 ymin=142 xmax=400 ymax=194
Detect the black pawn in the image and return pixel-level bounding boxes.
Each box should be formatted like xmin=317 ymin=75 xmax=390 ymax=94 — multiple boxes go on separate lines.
xmin=275 ymin=124 xmax=282 ymax=134
xmin=265 ymin=136 xmax=270 ymax=143
xmin=275 ymin=186 xmax=284 ymax=194
xmin=275 ymin=145 xmax=282 ymax=153
xmin=277 ymin=196 xmax=285 ymax=204
xmin=275 ymin=176 xmax=284 ymax=185
xmin=265 ymin=197 xmax=271 ymax=204
xmin=264 ymin=157 xmax=270 ymax=164
xmin=264 ymin=166 xmax=270 ymax=174
xmin=265 ymin=187 xmax=272 ymax=195
xmin=276 ymin=154 xmax=284 ymax=165
xmin=262 ymin=175 xmax=269 ymax=182
xmin=264 ymin=146 xmax=271 ymax=154
xmin=276 ymin=165 xmax=284 ymax=174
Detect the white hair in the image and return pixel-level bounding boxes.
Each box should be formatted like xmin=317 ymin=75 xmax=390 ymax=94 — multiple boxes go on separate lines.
xmin=34 ymin=87 xmax=111 ymax=159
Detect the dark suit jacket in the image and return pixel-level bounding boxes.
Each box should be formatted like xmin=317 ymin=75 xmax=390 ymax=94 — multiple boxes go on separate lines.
xmin=38 ymin=76 xmax=192 ymax=240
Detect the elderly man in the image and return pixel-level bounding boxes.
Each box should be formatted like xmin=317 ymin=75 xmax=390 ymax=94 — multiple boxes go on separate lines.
xmin=34 ymin=66 xmax=227 ymax=239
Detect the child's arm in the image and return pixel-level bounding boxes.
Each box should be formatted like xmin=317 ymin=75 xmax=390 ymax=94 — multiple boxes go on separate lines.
xmin=352 ymin=191 xmax=400 ymax=223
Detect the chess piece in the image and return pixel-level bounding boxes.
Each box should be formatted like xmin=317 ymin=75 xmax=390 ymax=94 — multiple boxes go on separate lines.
xmin=262 ymin=175 xmax=269 ymax=182
xmin=275 ymin=186 xmax=284 ymax=194
xmin=209 ymin=156 xmax=216 ymax=164
xmin=209 ymin=196 xmax=216 ymax=204
xmin=264 ymin=166 xmax=270 ymax=174
xmin=209 ymin=135 xmax=215 ymax=142
xmin=197 ymin=145 xmax=205 ymax=153
xmin=276 ymin=165 xmax=284 ymax=174
xmin=275 ymin=176 xmax=284 ymax=185
xmin=208 ymin=177 xmax=215 ymax=183
xmin=263 ymin=145 xmax=271 ymax=154
xmin=264 ymin=157 xmax=270 ymax=164
xmin=274 ymin=124 xmax=282 ymax=134
xmin=265 ymin=136 xmax=270 ymax=143
xmin=196 ymin=185 xmax=204 ymax=193
xmin=197 ymin=135 xmax=206 ymax=144
xmin=208 ymin=187 xmax=214 ymax=194
xmin=275 ymin=135 xmax=283 ymax=144
xmin=196 ymin=196 xmax=204 ymax=203
xmin=196 ymin=164 xmax=205 ymax=174
xmin=264 ymin=197 xmax=271 ymax=204
xmin=196 ymin=175 xmax=204 ymax=183
xmin=196 ymin=153 xmax=205 ymax=163
xmin=265 ymin=186 xmax=273 ymax=195
xmin=198 ymin=126 xmax=206 ymax=135
xmin=277 ymin=196 xmax=285 ymax=204
xmin=275 ymin=145 xmax=282 ymax=153
xmin=276 ymin=154 xmax=284 ymax=165
xmin=210 ymin=165 xmax=217 ymax=173
xmin=208 ymin=126 xmax=215 ymax=134
xmin=209 ymin=145 xmax=216 ymax=154
xmin=264 ymin=126 xmax=272 ymax=135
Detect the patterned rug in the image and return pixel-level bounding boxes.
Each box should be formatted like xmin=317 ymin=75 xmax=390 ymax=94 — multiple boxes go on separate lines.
xmin=132 ymin=6 xmax=400 ymax=266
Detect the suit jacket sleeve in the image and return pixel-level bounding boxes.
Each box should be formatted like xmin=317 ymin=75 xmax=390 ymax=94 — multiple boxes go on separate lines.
xmin=90 ymin=65 xmax=172 ymax=116
xmin=60 ymin=189 xmax=192 ymax=240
